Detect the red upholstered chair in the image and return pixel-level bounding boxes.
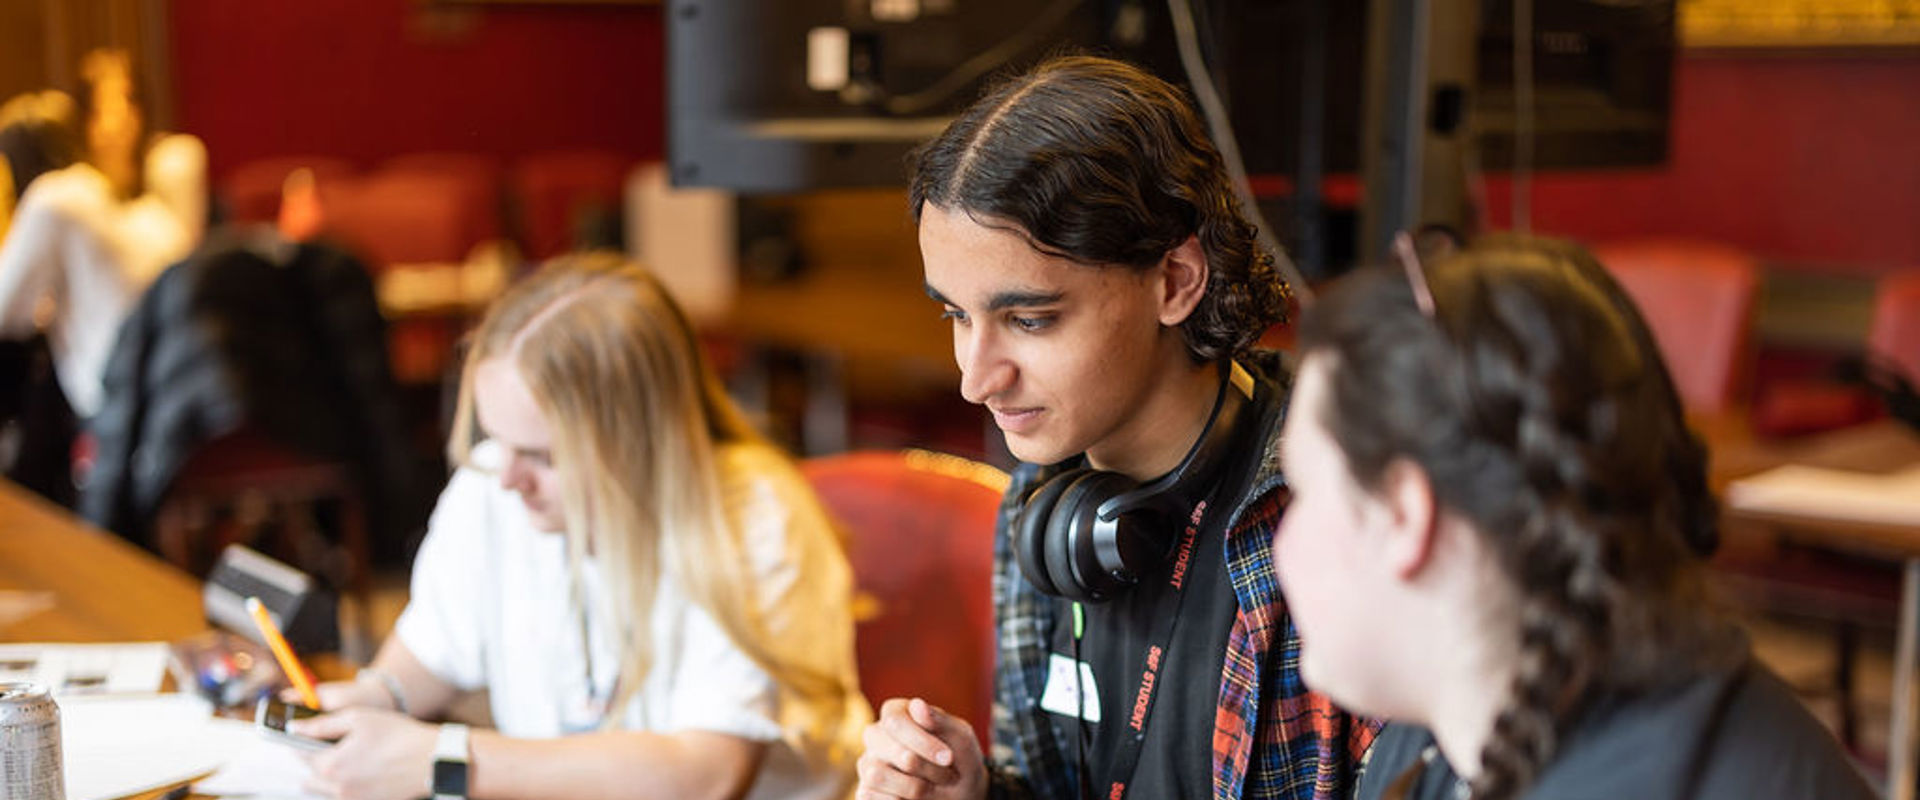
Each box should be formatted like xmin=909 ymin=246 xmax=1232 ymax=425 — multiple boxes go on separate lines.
xmin=380 ymin=151 xmax=501 ymax=184
xmin=220 ymin=156 xmax=356 ymax=225
xmin=1871 ymin=271 xmax=1920 ymax=385
xmin=801 ymin=450 xmax=1006 ymax=746
xmin=321 ymin=171 xmax=486 ymax=267
xmin=1592 ymin=239 xmax=1759 ymax=414
xmin=512 ymin=150 xmax=635 ymax=260
xmin=1749 ymin=270 xmax=1920 ymax=438
xmin=377 ymin=152 xmax=504 ymax=244
xmin=1758 ymin=270 xmax=1920 ymax=437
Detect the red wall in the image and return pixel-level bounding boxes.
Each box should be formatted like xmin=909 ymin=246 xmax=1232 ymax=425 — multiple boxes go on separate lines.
xmin=168 ymin=0 xmax=662 ymax=179
xmin=167 ymin=7 xmax=1918 ymax=273
xmin=1482 ymin=53 xmax=1920 ymax=274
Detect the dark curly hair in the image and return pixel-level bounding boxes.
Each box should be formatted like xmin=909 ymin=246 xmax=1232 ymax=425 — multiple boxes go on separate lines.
xmin=908 ymin=55 xmax=1288 ymax=363
xmin=1298 ymin=235 xmax=1736 ymax=800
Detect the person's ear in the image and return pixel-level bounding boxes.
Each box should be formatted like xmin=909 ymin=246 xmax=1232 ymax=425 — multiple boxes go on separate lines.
xmin=1157 ymin=235 xmax=1209 ymax=326
xmin=1376 ymin=457 xmax=1439 ymax=579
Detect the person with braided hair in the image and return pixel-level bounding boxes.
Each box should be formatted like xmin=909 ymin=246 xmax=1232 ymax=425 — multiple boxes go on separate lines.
xmin=1272 ymin=234 xmax=1874 ymax=799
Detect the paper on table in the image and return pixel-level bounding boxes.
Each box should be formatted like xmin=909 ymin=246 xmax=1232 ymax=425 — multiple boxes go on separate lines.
xmin=194 ymin=731 xmax=322 ymax=799
xmin=0 ymin=642 xmax=169 ymax=695
xmin=1726 ymin=464 xmax=1920 ymax=527
xmin=60 ymin=693 xmax=258 ymax=800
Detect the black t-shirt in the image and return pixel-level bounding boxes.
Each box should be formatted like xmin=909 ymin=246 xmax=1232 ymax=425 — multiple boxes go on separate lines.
xmin=1355 ymin=652 xmax=1876 ymax=800
xmin=1043 ymin=458 xmax=1251 ymax=799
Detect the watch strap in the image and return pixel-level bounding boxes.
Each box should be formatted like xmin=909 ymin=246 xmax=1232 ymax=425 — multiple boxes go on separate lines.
xmin=431 ymin=722 xmax=470 ymax=799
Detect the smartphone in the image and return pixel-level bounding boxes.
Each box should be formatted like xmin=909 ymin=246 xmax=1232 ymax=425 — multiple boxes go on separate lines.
xmin=255 ymin=695 xmax=331 ymax=750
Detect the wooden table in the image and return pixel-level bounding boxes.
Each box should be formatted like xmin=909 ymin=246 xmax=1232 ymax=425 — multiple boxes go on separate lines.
xmin=0 ymin=480 xmax=345 ymax=799
xmin=0 ymin=481 xmax=206 ymax=644
xmin=1701 ymin=415 xmax=1920 ymax=798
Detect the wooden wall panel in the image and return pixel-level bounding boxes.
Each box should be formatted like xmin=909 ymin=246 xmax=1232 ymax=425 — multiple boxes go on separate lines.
xmin=0 ymin=0 xmax=170 ymax=128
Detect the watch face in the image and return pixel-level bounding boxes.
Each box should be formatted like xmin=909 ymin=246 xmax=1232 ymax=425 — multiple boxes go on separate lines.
xmin=434 ymin=760 xmax=469 ymax=796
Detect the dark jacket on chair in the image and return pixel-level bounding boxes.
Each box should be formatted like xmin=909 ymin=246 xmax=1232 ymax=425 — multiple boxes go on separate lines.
xmin=82 ymin=232 xmax=426 ymax=554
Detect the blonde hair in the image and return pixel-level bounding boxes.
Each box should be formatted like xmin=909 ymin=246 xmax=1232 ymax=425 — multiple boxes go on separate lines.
xmin=449 ymin=252 xmax=850 ymax=734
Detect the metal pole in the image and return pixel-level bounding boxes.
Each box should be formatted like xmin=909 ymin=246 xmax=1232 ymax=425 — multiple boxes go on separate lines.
xmin=1291 ymin=0 xmax=1328 ymax=279
xmin=1359 ymin=0 xmax=1431 ymax=263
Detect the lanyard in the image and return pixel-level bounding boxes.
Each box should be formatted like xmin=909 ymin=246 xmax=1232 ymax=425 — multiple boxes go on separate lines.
xmin=1077 ymin=497 xmax=1209 ymax=800
xmin=560 ymin=577 xmax=620 ymax=734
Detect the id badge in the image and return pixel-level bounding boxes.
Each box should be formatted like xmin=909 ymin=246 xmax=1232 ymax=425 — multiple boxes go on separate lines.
xmin=1039 ymin=653 xmax=1101 ymax=722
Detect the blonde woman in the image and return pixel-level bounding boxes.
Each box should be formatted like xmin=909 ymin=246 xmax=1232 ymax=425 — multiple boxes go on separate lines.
xmin=297 ymin=254 xmax=869 ymax=800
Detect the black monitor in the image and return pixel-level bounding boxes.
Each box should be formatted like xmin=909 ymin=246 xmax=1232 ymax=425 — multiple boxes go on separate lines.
xmin=665 ymin=0 xmax=1674 ymax=193
xmin=1475 ymin=0 xmax=1676 ymax=170
xmin=666 ymin=0 xmax=1111 ymax=193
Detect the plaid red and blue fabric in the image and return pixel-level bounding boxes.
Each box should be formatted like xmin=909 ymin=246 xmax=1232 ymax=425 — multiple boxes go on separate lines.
xmin=984 ymin=363 xmax=1380 ymax=800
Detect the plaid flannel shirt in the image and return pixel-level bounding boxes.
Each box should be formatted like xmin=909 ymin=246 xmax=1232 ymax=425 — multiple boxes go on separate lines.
xmin=985 ymin=355 xmax=1380 ymax=800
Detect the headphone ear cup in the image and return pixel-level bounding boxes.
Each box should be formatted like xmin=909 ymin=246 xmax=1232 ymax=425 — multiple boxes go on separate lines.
xmin=1014 ymin=471 xmax=1079 ymax=597
xmin=1053 ymin=471 xmax=1140 ymax=603
xmin=1043 ymin=476 xmax=1088 ymax=602
xmin=1105 ymin=507 xmax=1175 ymax=588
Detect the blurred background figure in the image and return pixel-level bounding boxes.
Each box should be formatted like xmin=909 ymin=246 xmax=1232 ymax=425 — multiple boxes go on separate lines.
xmin=0 ymin=48 xmax=206 ymax=505
xmin=0 ymin=88 xmax=83 ymax=504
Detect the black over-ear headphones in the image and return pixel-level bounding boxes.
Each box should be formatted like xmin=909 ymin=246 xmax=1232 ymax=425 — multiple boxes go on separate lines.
xmin=1013 ymin=361 xmax=1257 ymax=603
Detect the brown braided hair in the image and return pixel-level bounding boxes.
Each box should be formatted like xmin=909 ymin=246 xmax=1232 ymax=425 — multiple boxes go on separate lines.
xmin=1297 ymin=234 xmax=1738 ymax=799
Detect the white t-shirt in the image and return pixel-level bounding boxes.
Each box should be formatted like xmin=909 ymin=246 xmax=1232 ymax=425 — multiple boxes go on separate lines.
xmin=0 ymin=136 xmax=204 ymax=417
xmin=395 ymin=440 xmax=867 ymax=800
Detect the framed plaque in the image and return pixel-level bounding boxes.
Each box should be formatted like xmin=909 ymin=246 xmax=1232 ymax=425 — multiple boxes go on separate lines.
xmin=1681 ymin=0 xmax=1920 ymax=49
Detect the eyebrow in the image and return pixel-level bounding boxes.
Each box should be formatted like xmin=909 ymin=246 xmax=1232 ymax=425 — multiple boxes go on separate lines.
xmin=923 ymin=282 xmax=1065 ymax=312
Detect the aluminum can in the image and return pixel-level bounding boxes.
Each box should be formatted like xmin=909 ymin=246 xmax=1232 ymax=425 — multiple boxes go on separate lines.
xmin=0 ymin=683 xmax=63 ymax=800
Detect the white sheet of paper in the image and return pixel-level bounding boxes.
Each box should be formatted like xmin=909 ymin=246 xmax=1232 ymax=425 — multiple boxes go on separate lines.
xmin=193 ymin=731 xmax=322 ymax=798
xmin=0 ymin=642 xmax=169 ymax=695
xmin=59 ymin=693 xmax=258 ymax=800
xmin=1726 ymin=464 xmax=1920 ymax=527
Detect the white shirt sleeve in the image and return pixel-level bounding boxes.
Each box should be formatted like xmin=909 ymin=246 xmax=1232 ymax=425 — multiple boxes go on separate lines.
xmin=0 ymin=183 xmax=66 ymax=337
xmin=0 ymin=174 xmax=127 ymax=416
xmin=393 ymin=465 xmax=498 ymax=691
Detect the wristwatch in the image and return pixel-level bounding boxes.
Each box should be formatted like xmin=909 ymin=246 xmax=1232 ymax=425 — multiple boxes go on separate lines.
xmin=432 ymin=723 xmax=471 ymax=799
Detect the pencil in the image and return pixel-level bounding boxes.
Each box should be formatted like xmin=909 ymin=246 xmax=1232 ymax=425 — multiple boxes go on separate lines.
xmin=246 ymin=596 xmax=321 ymax=708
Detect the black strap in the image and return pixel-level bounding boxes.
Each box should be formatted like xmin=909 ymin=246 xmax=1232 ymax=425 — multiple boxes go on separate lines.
xmin=1079 ymin=496 xmax=1209 ymax=800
